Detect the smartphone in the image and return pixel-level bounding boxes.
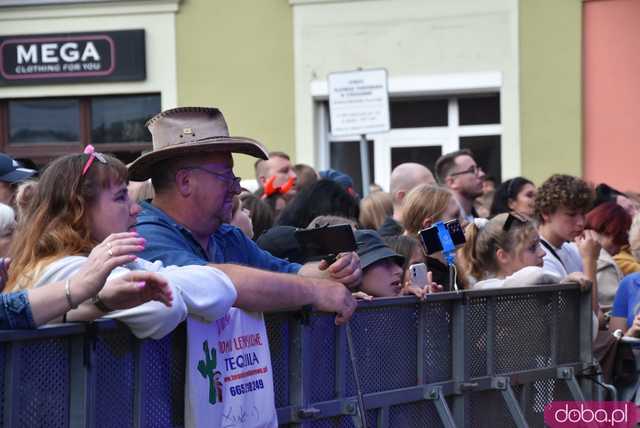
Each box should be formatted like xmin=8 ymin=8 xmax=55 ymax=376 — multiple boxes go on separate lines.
xmin=419 ymin=219 xmax=466 ymax=255
xmin=294 ymin=224 xmax=357 ymax=263
xmin=409 ymin=263 xmax=427 ymax=288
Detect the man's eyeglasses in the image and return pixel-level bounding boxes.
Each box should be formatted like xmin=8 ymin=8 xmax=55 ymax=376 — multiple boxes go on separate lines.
xmin=81 ymin=145 xmax=107 ymax=177
xmin=180 ymin=166 xmax=241 ymax=187
xmin=449 ymin=165 xmax=482 ymax=177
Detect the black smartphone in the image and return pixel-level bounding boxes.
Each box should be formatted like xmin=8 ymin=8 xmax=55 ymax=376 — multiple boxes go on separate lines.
xmin=419 ymin=219 xmax=466 ymax=255
xmin=294 ymin=224 xmax=357 ymax=263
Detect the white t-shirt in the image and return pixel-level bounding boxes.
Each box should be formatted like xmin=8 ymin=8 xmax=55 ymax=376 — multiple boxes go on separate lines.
xmin=473 ymin=266 xmax=598 ymax=339
xmin=473 ymin=266 xmax=561 ymax=290
xmin=32 ymin=256 xmax=237 ymax=339
xmin=541 ymin=240 xmax=583 ymax=277
xmin=186 ymin=310 xmax=277 ymax=428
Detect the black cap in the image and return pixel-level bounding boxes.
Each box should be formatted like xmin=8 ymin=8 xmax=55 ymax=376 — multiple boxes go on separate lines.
xmin=256 ymin=226 xmax=307 ymax=264
xmin=355 ymin=229 xmax=405 ymax=270
xmin=0 ymin=154 xmax=35 ymax=184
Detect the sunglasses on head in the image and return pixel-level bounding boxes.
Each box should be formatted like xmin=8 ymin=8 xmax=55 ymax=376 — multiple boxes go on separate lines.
xmin=81 ymin=145 xmax=107 ymax=176
xmin=502 ymin=212 xmax=528 ymax=232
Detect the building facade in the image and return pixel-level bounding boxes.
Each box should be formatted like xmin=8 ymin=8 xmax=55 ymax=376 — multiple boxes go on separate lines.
xmin=0 ymin=0 xmax=179 ymax=166
xmin=6 ymin=0 xmax=631 ymax=194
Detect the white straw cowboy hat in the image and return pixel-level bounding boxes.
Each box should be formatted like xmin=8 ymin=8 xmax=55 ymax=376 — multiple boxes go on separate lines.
xmin=128 ymin=107 xmax=268 ymax=181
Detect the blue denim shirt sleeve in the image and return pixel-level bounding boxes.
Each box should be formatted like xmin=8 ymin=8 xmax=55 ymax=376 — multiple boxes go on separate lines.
xmin=229 ymin=227 xmax=302 ymax=274
xmin=0 ymin=291 xmax=36 ymax=329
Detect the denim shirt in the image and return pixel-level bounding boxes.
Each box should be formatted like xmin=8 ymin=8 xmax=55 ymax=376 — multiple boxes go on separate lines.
xmin=135 ymin=201 xmax=301 ymax=273
xmin=0 ymin=291 xmax=36 ymax=329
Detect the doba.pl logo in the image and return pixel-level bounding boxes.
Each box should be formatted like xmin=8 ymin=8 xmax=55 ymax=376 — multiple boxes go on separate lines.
xmin=544 ymin=401 xmax=637 ymax=427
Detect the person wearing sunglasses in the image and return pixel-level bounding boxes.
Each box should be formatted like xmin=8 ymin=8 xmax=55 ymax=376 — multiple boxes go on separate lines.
xmin=462 ymin=213 xmax=554 ymax=289
xmin=463 ymin=212 xmax=596 ymax=291
xmin=461 ymin=213 xmax=599 ymax=345
xmin=435 ymin=149 xmax=486 ymax=224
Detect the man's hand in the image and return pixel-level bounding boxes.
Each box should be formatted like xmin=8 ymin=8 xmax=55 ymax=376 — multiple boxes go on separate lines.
xmin=309 ymin=278 xmax=357 ymax=325
xmin=318 ymin=252 xmax=362 ymax=290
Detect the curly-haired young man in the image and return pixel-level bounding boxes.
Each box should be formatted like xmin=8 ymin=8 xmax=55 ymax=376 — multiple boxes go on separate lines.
xmin=537 ymin=175 xmax=604 ymax=334
xmin=536 ymin=174 xmax=599 ymax=278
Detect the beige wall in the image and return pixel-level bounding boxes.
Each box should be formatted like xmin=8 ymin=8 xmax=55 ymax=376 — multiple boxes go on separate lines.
xmin=519 ymin=0 xmax=582 ymax=183
xmin=292 ymin=0 xmax=521 ymax=181
xmin=175 ymin=0 xmax=295 ymax=180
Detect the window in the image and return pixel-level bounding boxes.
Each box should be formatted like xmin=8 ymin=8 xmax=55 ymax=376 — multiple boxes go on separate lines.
xmin=0 ymin=93 xmax=160 ymax=167
xmin=460 ymin=135 xmax=501 ymax=183
xmin=9 ymin=98 xmax=80 ymax=144
xmin=318 ymin=91 xmax=502 ymax=193
xmin=458 ymin=94 xmax=500 ymax=125
xmin=390 ymin=98 xmax=448 ymax=128
xmin=391 ymin=146 xmax=443 ymax=174
xmin=329 ymin=139 xmax=374 ymax=196
xmin=91 ymin=94 xmax=159 ymax=144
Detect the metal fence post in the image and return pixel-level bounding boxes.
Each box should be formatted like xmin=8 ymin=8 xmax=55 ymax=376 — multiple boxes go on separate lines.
xmin=68 ymin=334 xmax=89 ymax=428
xmin=578 ymin=286 xmax=594 ymax=400
xmin=498 ymin=380 xmax=529 ymax=428
xmin=288 ymin=315 xmax=306 ymax=426
xmin=486 ymin=298 xmax=496 ymax=378
xmin=2 ymin=342 xmax=19 ymax=427
xmin=428 ymin=386 xmax=457 ymax=428
xmin=417 ymin=301 xmax=425 ymax=385
xmin=132 ymin=339 xmax=143 ymax=428
xmin=451 ymin=298 xmax=467 ymax=427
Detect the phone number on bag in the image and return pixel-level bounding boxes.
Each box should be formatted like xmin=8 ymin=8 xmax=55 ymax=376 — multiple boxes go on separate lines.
xmin=229 ymin=379 xmax=264 ymax=397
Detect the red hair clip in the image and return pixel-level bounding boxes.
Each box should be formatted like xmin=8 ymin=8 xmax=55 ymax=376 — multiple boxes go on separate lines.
xmin=81 ymin=145 xmax=107 ymax=176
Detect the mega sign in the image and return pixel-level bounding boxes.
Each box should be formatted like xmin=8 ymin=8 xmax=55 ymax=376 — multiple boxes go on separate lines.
xmin=0 ymin=30 xmax=146 ymax=85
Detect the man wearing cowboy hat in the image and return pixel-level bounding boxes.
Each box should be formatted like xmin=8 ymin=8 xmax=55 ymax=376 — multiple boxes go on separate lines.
xmin=128 ymin=107 xmax=360 ymax=427
xmin=130 ymin=107 xmax=361 ymax=286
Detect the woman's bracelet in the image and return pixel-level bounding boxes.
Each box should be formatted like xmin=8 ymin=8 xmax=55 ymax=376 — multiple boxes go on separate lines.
xmin=91 ymin=294 xmax=112 ymax=313
xmin=64 ymin=279 xmax=78 ymax=310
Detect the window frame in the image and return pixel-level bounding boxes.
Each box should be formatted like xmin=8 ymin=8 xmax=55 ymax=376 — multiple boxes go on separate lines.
xmin=311 ymin=72 xmax=504 ymax=191
xmin=0 ymin=93 xmax=157 ymax=165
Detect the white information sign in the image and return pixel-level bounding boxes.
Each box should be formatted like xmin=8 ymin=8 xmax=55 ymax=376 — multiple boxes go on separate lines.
xmin=328 ymin=68 xmax=390 ymax=137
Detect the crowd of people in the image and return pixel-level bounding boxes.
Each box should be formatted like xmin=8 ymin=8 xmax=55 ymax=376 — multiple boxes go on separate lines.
xmin=1 ymin=105 xmax=639 ymax=423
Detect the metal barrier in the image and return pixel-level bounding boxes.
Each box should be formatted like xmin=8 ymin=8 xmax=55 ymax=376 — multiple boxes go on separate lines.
xmin=0 ymin=284 xmax=596 ymax=427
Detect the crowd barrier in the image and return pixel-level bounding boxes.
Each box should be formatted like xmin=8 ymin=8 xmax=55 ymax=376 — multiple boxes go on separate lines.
xmin=0 ymin=284 xmax=598 ymax=427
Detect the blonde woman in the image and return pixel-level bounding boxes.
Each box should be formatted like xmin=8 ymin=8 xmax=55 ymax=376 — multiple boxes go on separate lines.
xmin=400 ymin=184 xmax=462 ymax=288
xmin=5 ymin=151 xmax=239 ymax=339
xmin=359 ymin=191 xmax=393 ymax=230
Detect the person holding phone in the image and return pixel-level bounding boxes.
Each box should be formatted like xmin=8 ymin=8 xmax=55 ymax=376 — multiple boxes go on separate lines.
xmin=384 ymin=235 xmax=442 ymax=294
xmin=461 ymin=211 xmax=596 ymax=298
xmin=400 ymin=184 xmax=463 ymax=289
